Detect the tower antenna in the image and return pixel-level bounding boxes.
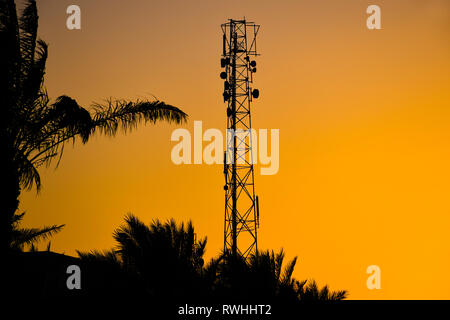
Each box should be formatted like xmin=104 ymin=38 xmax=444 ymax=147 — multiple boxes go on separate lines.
xmin=220 ymin=19 xmax=260 ymax=258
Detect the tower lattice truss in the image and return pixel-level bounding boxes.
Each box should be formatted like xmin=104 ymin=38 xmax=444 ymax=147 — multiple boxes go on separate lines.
xmin=221 ymin=19 xmax=260 ymax=258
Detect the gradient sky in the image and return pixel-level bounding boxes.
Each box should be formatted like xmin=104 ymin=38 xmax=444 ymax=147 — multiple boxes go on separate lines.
xmin=19 ymin=0 xmax=450 ymax=299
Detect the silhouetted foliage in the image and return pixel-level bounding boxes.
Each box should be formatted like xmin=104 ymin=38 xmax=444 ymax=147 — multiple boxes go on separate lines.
xmin=296 ymin=279 xmax=348 ymax=301
xmin=78 ymin=214 xmax=348 ymax=302
xmin=0 ymin=0 xmax=187 ymax=251
xmin=9 ymin=210 xmax=64 ymax=251
xmin=78 ymin=214 xmax=208 ymax=299
xmin=210 ymin=249 xmax=347 ymax=302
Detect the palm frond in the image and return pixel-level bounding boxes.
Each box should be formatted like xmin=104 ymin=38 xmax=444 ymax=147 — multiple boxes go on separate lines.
xmin=91 ymin=99 xmax=187 ymax=137
xmin=11 ymin=211 xmax=25 ymax=225
xmin=16 ymin=148 xmax=41 ymax=191
xmin=22 ymin=95 xmax=92 ymax=172
xmin=21 ymin=97 xmax=187 ymax=191
xmin=77 ymin=249 xmax=122 ymax=265
xmin=11 ymin=223 xmax=64 ymax=250
xmin=319 ymin=284 xmax=330 ymax=300
xmin=18 ymin=0 xmax=38 ymax=89
xmin=281 ymin=256 xmax=297 ymax=285
xmin=329 ymin=290 xmax=348 ymax=300
xmin=296 ymin=279 xmax=347 ymax=301
xmin=22 ymin=39 xmax=47 ymax=108
xmin=274 ymin=249 xmax=284 ymax=281
xmin=0 ymin=0 xmax=21 ymax=101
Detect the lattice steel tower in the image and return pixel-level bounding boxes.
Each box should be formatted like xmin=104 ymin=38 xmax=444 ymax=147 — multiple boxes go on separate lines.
xmin=220 ymin=19 xmax=260 ymax=258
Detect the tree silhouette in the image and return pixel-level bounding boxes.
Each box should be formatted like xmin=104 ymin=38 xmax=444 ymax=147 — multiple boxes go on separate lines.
xmin=78 ymin=215 xmax=348 ymax=301
xmin=296 ymin=279 xmax=348 ymax=301
xmin=8 ymin=211 xmax=64 ymax=251
xmin=78 ymin=214 xmax=207 ymax=299
xmin=0 ymin=0 xmax=187 ymax=251
xmin=113 ymin=214 xmax=207 ymax=298
xmin=211 ymin=249 xmax=347 ymax=301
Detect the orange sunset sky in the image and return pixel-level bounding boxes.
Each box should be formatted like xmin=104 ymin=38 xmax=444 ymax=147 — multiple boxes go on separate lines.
xmin=19 ymin=0 xmax=450 ymax=299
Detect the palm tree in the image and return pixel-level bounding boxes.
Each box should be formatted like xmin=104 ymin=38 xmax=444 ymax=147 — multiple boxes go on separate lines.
xmin=8 ymin=211 xmax=64 ymax=252
xmin=248 ymin=249 xmax=301 ymax=302
xmin=211 ymin=249 xmax=298 ymax=300
xmin=296 ymin=279 xmax=348 ymax=301
xmin=212 ymin=249 xmax=348 ymax=301
xmin=0 ymin=0 xmax=187 ymax=251
xmin=77 ymin=249 xmax=147 ymax=296
xmin=78 ymin=214 xmax=207 ymax=299
xmin=77 ymin=216 xmax=348 ymax=301
xmin=113 ymin=214 xmax=207 ymax=298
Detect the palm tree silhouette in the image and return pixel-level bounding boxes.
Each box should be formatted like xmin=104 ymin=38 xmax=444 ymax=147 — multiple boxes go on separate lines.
xmin=0 ymin=0 xmax=187 ymax=251
xmin=8 ymin=211 xmax=64 ymax=251
xmin=78 ymin=215 xmax=348 ymax=301
xmin=78 ymin=214 xmax=207 ymax=299
xmin=211 ymin=249 xmax=348 ymax=301
xmin=296 ymin=279 xmax=347 ymax=301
